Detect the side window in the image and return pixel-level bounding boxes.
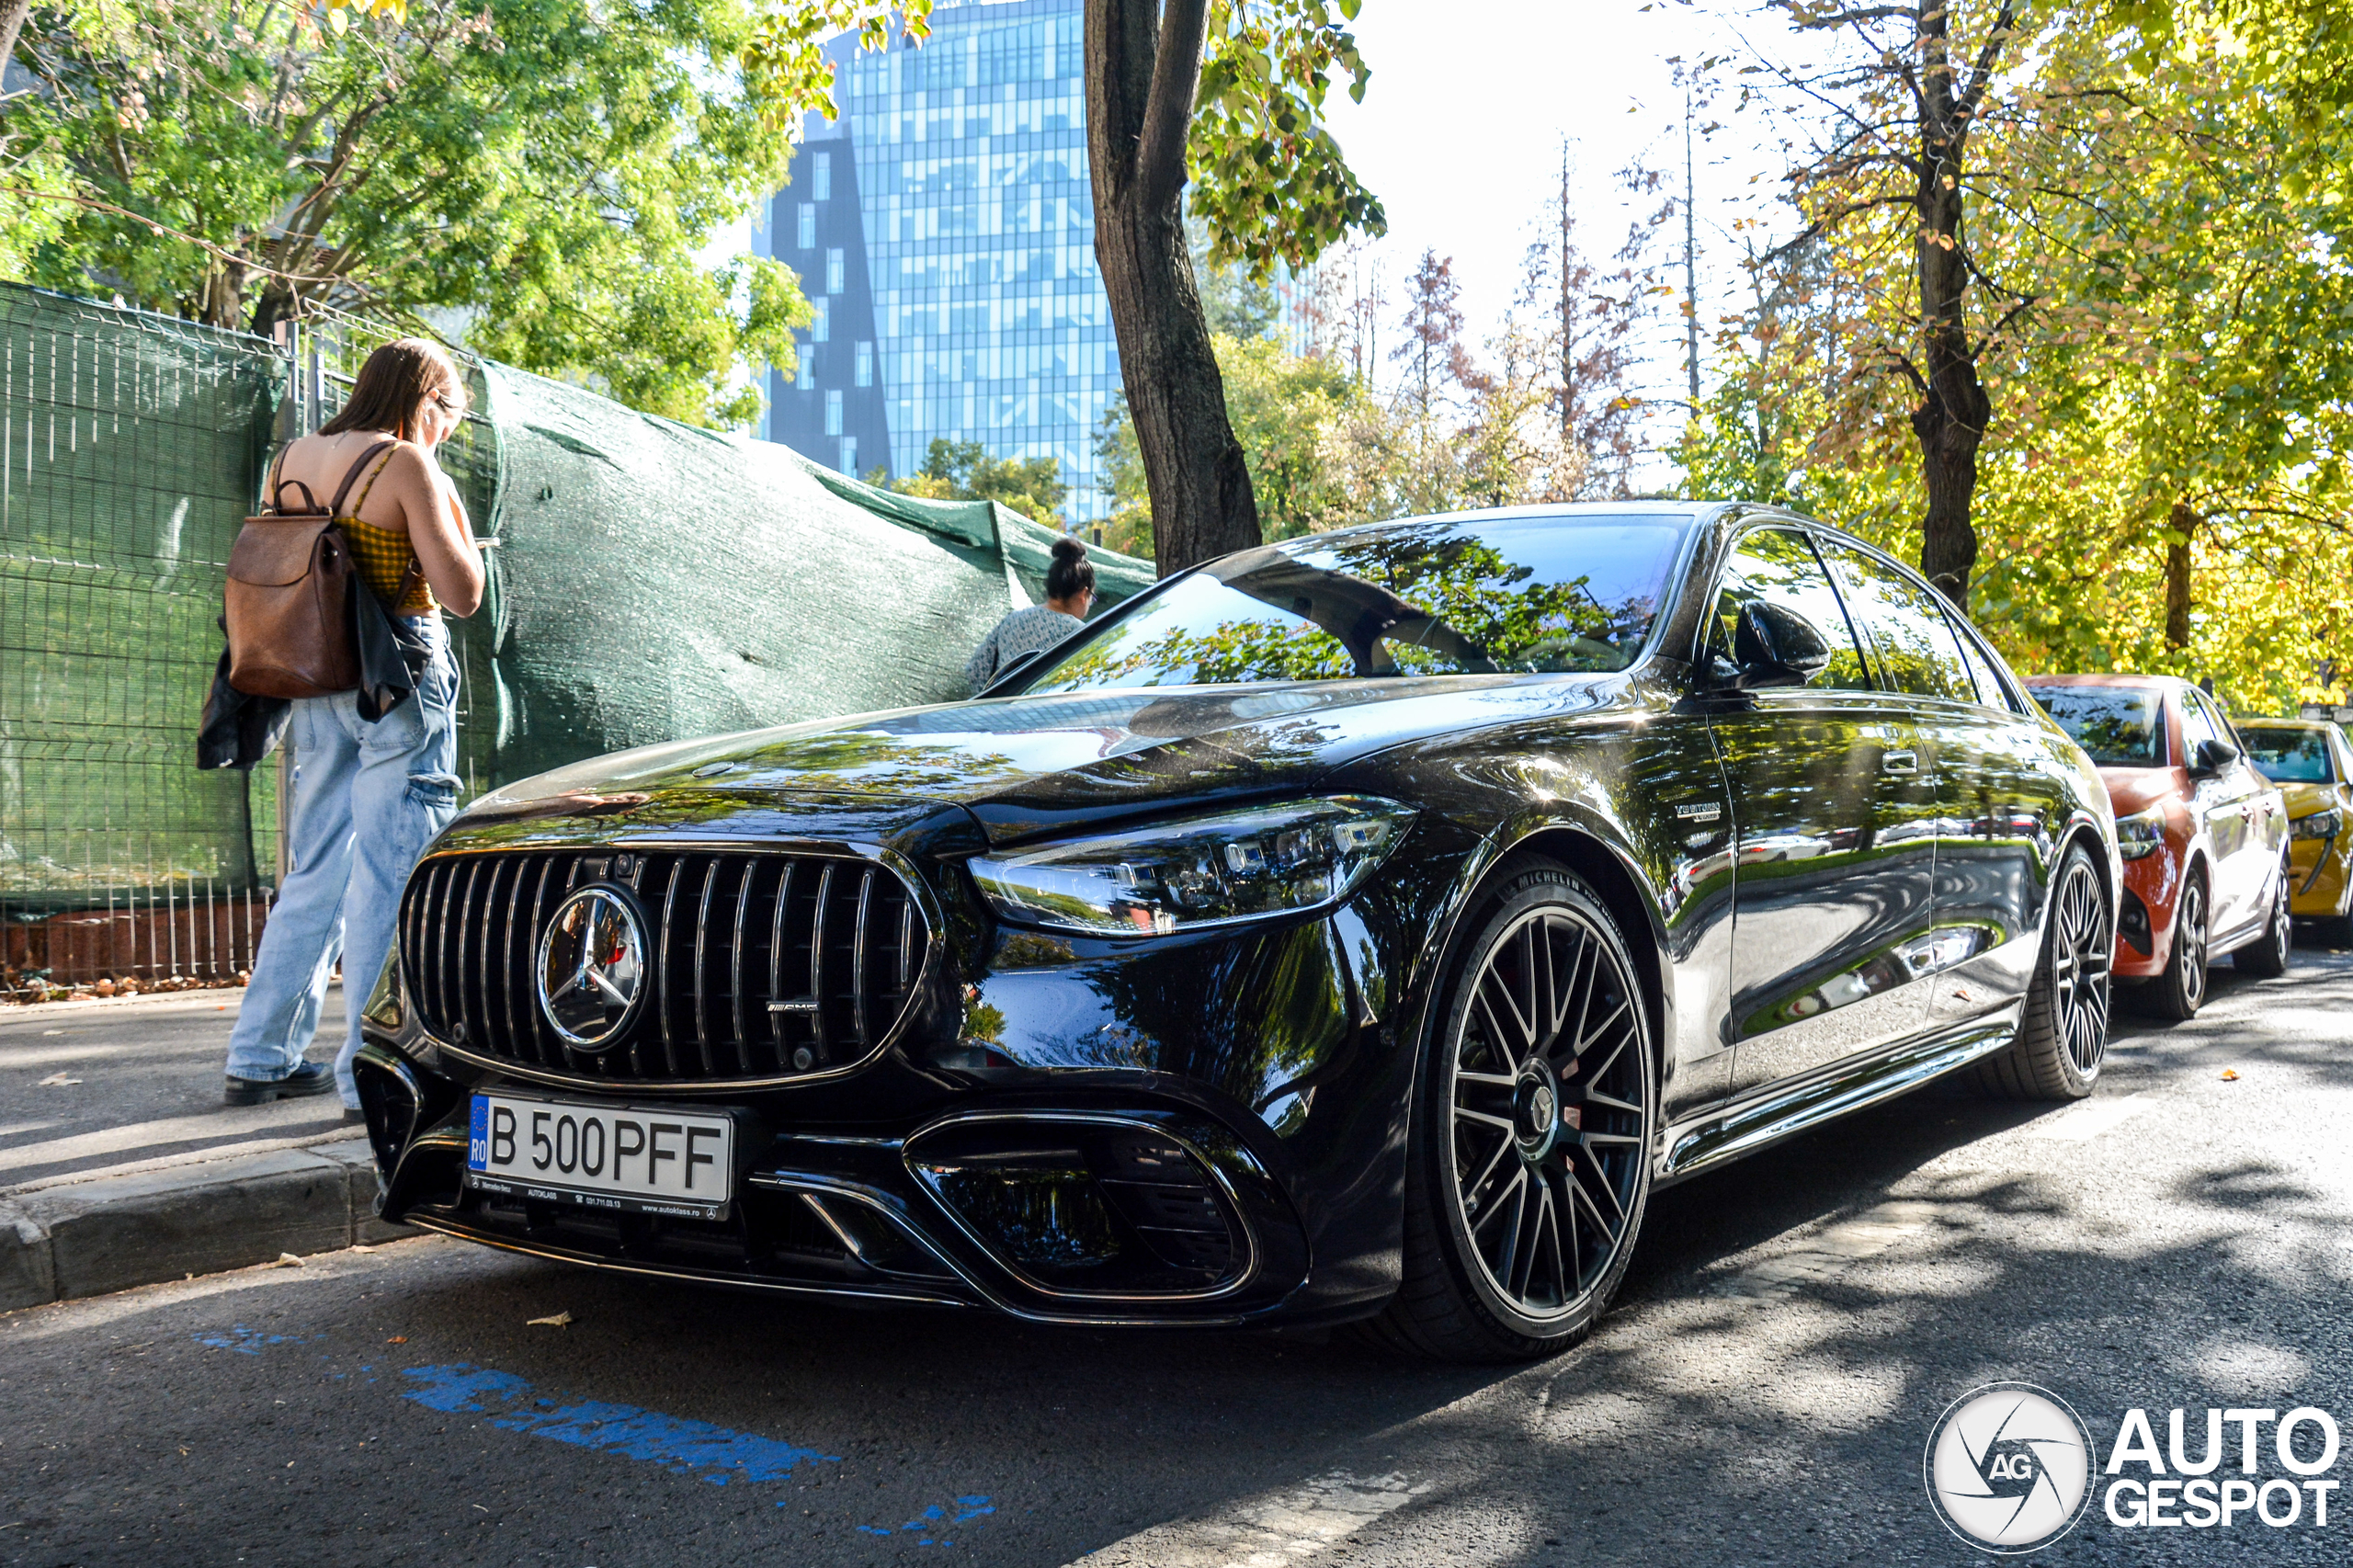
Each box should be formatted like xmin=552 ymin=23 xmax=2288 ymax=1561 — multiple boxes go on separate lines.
xmin=1943 ymin=608 xmax=2011 ymax=710
xmin=1819 ymin=541 xmax=1975 ymax=701
xmin=2179 ymin=691 xmax=2218 ymax=766
xmin=1704 ymin=528 xmax=1874 ymax=691
xmin=2192 ymin=690 xmax=2242 ymax=751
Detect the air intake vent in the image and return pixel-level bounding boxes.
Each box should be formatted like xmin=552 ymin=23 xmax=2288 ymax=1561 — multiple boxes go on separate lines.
xmin=400 ymin=848 xmax=927 ymax=1085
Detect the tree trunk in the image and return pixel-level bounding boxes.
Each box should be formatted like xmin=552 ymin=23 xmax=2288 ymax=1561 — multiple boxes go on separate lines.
xmin=1086 ymin=0 xmax=1258 ymax=574
xmin=2164 ymin=500 xmax=2199 ymax=649
xmin=0 ymin=0 xmax=31 ymax=82
xmin=1904 ymin=2 xmax=2018 ymax=613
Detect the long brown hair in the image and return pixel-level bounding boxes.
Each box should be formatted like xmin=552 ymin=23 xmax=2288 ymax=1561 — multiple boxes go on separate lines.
xmin=320 ymin=338 xmax=466 ymax=442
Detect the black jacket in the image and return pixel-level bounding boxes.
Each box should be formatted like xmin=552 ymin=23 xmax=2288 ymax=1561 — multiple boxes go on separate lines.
xmin=197 ymin=585 xmax=428 ymax=770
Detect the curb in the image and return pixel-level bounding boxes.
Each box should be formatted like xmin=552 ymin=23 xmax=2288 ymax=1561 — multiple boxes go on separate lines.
xmin=0 ymin=1137 xmax=409 ymax=1310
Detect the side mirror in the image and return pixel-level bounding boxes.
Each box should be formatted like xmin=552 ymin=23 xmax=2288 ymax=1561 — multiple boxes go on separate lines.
xmin=2189 ymin=737 xmax=2240 ymax=778
xmin=977 ymin=646 xmax=1047 ymax=698
xmin=1731 ymin=599 xmax=1832 ymax=690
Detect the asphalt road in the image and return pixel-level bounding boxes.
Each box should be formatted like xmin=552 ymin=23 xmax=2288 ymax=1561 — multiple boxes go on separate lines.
xmin=4 ymin=942 xmax=2348 ymax=1568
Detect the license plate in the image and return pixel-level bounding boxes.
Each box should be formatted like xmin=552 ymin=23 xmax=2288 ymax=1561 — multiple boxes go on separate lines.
xmin=465 ymin=1095 xmax=734 ymax=1219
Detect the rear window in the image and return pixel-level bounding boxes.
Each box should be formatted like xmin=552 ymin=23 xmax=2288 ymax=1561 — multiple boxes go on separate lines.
xmin=2240 ymin=728 xmax=2336 ymax=784
xmin=2037 ymin=687 xmax=2166 ymax=767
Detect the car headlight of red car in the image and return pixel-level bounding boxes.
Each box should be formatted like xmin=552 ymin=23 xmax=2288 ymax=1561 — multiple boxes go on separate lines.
xmin=2116 ymin=804 xmax=2166 ymax=860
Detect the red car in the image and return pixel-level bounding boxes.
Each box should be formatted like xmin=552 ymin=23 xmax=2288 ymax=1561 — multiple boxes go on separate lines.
xmin=2028 ymin=676 xmax=2292 ymax=1017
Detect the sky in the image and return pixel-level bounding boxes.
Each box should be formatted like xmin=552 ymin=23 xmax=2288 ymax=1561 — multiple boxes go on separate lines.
xmin=1320 ymin=0 xmax=1789 ymax=441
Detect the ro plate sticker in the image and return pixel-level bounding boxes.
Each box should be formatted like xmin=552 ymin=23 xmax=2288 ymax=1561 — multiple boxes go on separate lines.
xmin=469 ymin=1096 xmax=490 ymax=1170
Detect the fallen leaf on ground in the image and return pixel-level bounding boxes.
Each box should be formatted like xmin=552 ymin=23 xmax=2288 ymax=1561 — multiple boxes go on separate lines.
xmin=37 ymin=1073 xmax=80 ymax=1086
xmin=276 ymin=1252 xmax=305 ymax=1267
xmin=528 ymin=1311 xmax=574 ymax=1328
xmin=2220 ymin=1068 xmax=2241 ymax=1081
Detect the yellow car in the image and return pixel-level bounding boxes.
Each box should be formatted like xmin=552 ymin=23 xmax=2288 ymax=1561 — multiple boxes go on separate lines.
xmin=2236 ymin=718 xmax=2353 ymax=939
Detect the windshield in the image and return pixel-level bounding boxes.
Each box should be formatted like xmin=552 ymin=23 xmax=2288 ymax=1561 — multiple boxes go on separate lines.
xmin=2037 ymin=686 xmax=2166 ymax=767
xmin=1022 ymin=517 xmax=1689 ymax=694
xmin=2240 ymin=728 xmax=2336 ymax=784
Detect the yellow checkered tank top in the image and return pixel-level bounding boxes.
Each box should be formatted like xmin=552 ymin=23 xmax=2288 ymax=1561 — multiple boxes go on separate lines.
xmin=336 ymin=449 xmax=438 ymax=616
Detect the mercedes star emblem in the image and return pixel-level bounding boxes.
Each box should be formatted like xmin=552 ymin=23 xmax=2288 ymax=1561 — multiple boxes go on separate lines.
xmin=535 ymin=885 xmax=649 ymax=1051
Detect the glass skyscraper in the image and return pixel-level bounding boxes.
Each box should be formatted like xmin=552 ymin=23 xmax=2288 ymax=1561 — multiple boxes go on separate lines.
xmin=760 ymin=0 xmax=1117 ymax=523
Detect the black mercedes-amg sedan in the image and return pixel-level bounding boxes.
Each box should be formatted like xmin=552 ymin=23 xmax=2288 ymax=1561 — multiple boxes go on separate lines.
xmin=355 ymin=503 xmax=2120 ymax=1360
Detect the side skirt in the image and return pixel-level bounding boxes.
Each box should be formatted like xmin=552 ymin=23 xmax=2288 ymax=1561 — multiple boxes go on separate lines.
xmin=1654 ymin=1006 xmax=2023 ymax=1187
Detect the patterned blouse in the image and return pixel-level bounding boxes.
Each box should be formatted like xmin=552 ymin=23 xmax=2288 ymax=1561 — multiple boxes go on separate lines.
xmin=337 ymin=448 xmax=438 ymax=615
xmin=966 ymin=605 xmax=1086 ymax=693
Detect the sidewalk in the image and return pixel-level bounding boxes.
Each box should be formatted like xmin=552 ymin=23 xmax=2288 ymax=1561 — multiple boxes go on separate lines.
xmin=1 ymin=987 xmax=407 ymax=1309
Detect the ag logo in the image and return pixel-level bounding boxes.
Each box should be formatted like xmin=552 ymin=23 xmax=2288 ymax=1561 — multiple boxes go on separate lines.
xmin=535 ymin=884 xmax=648 ymax=1051
xmin=1924 ymin=1381 xmax=2097 ymax=1553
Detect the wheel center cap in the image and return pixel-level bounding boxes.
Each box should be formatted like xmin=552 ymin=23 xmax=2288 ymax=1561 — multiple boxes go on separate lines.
xmin=1512 ymin=1070 xmax=1563 ymax=1159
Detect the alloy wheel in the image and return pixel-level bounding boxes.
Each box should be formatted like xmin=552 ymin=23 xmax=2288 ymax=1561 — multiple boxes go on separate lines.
xmin=2177 ymin=880 xmax=2209 ymax=1011
xmin=2049 ymin=858 xmax=2112 ymax=1074
xmin=1446 ymin=907 xmax=1648 ymax=1322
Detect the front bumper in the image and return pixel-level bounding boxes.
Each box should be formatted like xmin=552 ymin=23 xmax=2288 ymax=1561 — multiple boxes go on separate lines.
xmin=355 ymin=1042 xmax=1325 ymax=1324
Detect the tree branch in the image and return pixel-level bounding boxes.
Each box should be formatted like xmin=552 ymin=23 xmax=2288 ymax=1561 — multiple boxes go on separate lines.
xmin=1134 ymin=0 xmax=1208 ymax=214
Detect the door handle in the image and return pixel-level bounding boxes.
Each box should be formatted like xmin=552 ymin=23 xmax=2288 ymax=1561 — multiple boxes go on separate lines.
xmin=1881 ymin=749 xmax=1919 ymax=776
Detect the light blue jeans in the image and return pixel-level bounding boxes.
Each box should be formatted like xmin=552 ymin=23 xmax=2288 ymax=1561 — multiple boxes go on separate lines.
xmin=223 ymin=619 xmax=461 ymax=1106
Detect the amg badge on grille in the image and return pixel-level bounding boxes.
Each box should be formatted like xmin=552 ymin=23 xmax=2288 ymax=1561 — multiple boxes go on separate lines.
xmin=535 ymin=885 xmax=649 ymax=1051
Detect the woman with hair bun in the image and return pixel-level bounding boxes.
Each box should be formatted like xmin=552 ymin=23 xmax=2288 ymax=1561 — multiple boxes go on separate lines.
xmin=965 ymin=534 xmax=1097 ymax=693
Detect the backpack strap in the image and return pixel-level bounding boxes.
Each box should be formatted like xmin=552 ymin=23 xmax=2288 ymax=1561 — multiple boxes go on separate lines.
xmin=266 ymin=448 xmax=324 ymax=516
xmin=328 ymin=437 xmax=400 ymax=518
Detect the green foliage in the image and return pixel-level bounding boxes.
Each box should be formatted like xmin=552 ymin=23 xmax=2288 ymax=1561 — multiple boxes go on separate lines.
xmin=1188 ymin=0 xmax=1386 ymax=278
xmin=893 ymin=438 xmax=1068 ymax=528
xmin=1097 ymin=331 xmax=1361 ymax=543
xmin=1679 ymin=12 xmax=2353 ymax=713
xmin=8 ymin=0 xmax=922 ymax=428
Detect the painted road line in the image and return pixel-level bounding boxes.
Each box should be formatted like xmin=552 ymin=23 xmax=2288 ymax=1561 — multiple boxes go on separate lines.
xmin=401 ymin=1364 xmax=836 ymax=1484
xmin=2024 ymin=1092 xmax=2149 ymax=1142
xmin=1065 ymin=1469 xmax=1426 ymax=1568
xmin=1713 ymin=1199 xmax=1940 ymax=1301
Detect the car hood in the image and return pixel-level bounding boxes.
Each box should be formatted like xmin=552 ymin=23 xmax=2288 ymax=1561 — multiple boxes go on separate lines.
xmin=454 ymin=674 xmax=1633 ymax=847
xmin=2278 ymin=779 xmax=2343 ymax=817
xmin=2097 ymin=766 xmax=2185 ymax=818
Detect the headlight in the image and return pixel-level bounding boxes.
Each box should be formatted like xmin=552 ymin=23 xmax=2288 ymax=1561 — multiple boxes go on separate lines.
xmin=970 ymin=796 xmax=1416 ymax=937
xmin=2293 ymin=807 xmax=2344 ymax=841
xmin=2115 ymin=804 xmax=2166 ymax=860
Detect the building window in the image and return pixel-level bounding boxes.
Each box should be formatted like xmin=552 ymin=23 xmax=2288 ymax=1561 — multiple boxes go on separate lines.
xmin=855 ymin=341 xmax=873 ymax=388
xmin=812 ymin=298 xmax=829 ymax=343
xmin=840 ymin=435 xmax=858 ymax=474
xmin=813 ymin=151 xmax=832 ymax=202
xmin=797 ymin=203 xmax=815 ymax=250
xmin=796 ymin=351 xmax=813 ymax=391
xmin=825 ymin=248 xmax=845 ymax=295
xmin=824 ymin=389 xmax=843 ymax=437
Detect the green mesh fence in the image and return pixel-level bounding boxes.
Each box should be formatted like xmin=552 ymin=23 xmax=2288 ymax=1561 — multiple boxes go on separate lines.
xmin=1 ymin=285 xmax=286 ymax=983
xmin=0 ymin=283 xmax=1154 ymax=984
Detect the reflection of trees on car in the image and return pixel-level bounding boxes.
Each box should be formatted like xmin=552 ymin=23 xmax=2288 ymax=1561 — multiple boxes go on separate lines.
xmin=1040 ymin=523 xmax=1663 ymax=690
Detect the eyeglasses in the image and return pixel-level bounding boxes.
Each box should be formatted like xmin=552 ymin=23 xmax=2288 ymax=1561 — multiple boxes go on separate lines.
xmin=430 ymin=392 xmax=465 ymax=415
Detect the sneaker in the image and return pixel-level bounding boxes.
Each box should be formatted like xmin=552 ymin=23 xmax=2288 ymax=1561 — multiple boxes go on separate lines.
xmin=224 ymin=1060 xmax=337 ymax=1106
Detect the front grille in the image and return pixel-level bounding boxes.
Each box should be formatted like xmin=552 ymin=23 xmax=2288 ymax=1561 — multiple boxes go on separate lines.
xmin=401 ymin=847 xmax=928 ymax=1083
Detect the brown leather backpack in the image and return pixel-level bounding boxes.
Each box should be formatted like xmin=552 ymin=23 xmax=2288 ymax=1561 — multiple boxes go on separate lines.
xmin=224 ymin=440 xmax=394 ymax=699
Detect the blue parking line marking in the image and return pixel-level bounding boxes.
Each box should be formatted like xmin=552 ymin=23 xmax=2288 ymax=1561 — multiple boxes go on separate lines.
xmin=400 ymin=1364 xmax=836 ymax=1484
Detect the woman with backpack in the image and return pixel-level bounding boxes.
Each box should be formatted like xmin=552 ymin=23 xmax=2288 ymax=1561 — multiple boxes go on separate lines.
xmin=221 ymin=340 xmax=483 ymax=1114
